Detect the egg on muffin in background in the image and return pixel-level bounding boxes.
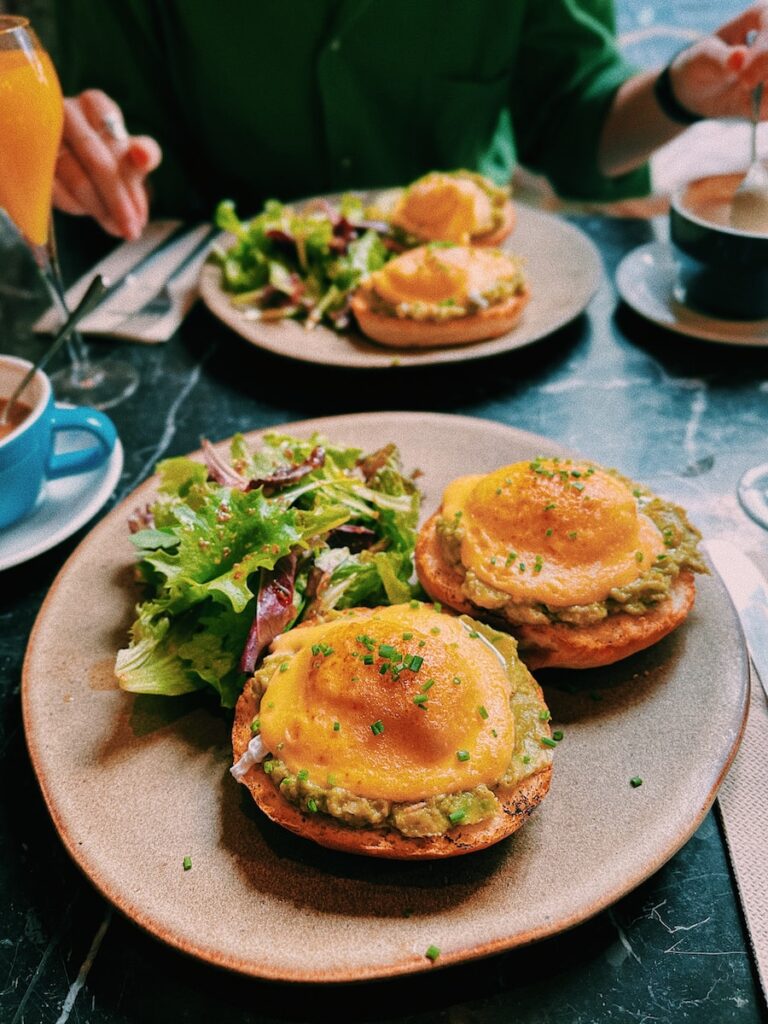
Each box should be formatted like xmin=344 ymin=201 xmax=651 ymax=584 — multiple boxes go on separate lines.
xmin=231 ymin=602 xmax=553 ymax=859
xmin=415 ymin=458 xmax=707 ymax=670
xmin=350 ymin=242 xmax=529 ymax=348
xmin=370 ymin=170 xmax=516 ymax=247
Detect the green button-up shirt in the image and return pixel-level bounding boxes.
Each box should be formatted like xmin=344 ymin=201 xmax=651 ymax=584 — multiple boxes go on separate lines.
xmin=56 ymin=0 xmax=649 ymax=218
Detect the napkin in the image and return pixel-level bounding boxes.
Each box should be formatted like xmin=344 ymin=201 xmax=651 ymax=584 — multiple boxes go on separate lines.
xmin=33 ymin=221 xmax=217 ymax=343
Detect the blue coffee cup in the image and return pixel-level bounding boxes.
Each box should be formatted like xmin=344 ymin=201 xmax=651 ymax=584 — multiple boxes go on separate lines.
xmin=0 ymin=355 xmax=117 ymax=530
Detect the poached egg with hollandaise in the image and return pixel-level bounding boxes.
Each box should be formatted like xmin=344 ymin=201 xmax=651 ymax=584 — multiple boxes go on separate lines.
xmin=231 ymin=603 xmax=553 ymax=858
xmin=416 ymin=458 xmax=706 ymax=669
xmin=389 ymin=170 xmax=515 ymax=245
xmin=350 ymin=242 xmax=529 ymax=348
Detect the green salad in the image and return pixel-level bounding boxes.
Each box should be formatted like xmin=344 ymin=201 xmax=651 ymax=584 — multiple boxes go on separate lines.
xmin=115 ymin=433 xmax=420 ymax=707
xmin=214 ymin=195 xmax=393 ymax=330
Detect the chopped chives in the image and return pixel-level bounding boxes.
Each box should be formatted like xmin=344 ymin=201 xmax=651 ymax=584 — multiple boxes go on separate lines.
xmin=421 ymin=678 xmax=435 ymax=692
xmin=522 ymin=755 xmax=531 ymax=764
xmin=311 ymin=644 xmax=321 ymax=655
xmin=541 ymin=737 xmax=558 ymax=748
xmin=630 ymin=776 xmax=643 ymax=788
xmin=456 ymin=750 xmax=470 ymax=762
xmin=468 ymin=631 xmax=479 ymax=638
xmin=402 ymin=632 xmax=413 ymax=641
xmin=538 ymin=709 xmax=551 ymax=721
xmin=552 ymin=730 xmax=564 ymax=741
xmin=263 ymin=760 xmax=274 ymax=774
xmin=409 ymin=599 xmax=420 ymax=609
xmin=409 ymin=655 xmax=424 ymax=672
xmin=370 ymin=720 xmax=384 ymax=736
xmin=307 ymin=798 xmax=318 ymax=812
xmin=297 ymin=769 xmax=309 ymax=781
xmin=448 ymin=809 xmax=466 ymax=825
xmin=425 ymin=945 xmax=441 ymax=962
xmin=478 ymin=705 xmax=489 ymax=720
xmin=333 ymin=721 xmax=340 ymax=731
xmin=545 ymin=528 xmax=553 ymax=537
xmin=430 ymin=627 xmax=440 ymax=635
xmin=378 ymin=643 xmax=398 ymax=659
xmin=379 ymin=663 xmax=389 ymax=675
xmin=433 ymin=601 xmax=442 ymax=613
xmin=279 ymin=662 xmax=289 ymax=673
xmin=453 ymin=676 xmax=462 ymax=686
xmin=413 ymin=694 xmax=429 ymax=706
xmin=182 ymin=856 xmax=192 ymax=871
xmin=545 ymin=502 xmax=557 ymax=510
xmin=250 ymin=717 xmax=260 ymax=734
xmin=363 ymin=654 xmax=374 ymax=665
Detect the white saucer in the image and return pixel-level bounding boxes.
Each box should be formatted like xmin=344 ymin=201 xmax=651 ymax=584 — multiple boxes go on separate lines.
xmin=615 ymin=241 xmax=768 ymax=347
xmin=0 ymin=433 xmax=123 ymax=571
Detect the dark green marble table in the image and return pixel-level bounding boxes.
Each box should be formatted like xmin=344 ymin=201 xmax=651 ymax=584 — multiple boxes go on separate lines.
xmin=1 ymin=194 xmax=767 ymax=1023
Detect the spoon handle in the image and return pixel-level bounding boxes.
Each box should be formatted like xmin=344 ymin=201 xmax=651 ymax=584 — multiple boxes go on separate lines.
xmin=753 ymin=83 xmax=764 ymax=164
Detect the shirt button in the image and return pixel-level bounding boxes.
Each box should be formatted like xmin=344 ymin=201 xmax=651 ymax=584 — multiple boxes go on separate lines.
xmin=340 ymin=156 xmax=352 ymax=169
xmin=329 ymin=37 xmax=341 ymax=52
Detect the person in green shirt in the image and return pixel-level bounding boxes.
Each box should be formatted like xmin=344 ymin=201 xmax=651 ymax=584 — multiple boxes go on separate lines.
xmin=51 ymin=0 xmax=768 ymax=241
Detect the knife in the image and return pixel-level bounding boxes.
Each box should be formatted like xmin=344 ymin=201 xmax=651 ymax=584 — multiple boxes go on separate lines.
xmin=704 ymin=538 xmax=768 ymax=1009
xmin=704 ymin=539 xmax=768 ymax=693
xmin=85 ymin=222 xmax=192 ymax=315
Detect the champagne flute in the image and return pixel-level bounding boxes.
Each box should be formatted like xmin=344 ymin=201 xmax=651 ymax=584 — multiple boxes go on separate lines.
xmin=0 ymin=15 xmax=138 ymax=409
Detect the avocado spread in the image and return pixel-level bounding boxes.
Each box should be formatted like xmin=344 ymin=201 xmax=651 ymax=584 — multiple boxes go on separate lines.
xmin=436 ymin=476 xmax=706 ymax=627
xmin=250 ymin=623 xmax=552 ymax=838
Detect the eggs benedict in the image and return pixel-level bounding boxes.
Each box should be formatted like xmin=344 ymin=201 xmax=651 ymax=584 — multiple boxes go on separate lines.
xmin=231 ymin=603 xmax=553 ymax=859
xmin=415 ymin=458 xmax=706 ymax=669
xmin=376 ymin=170 xmax=515 ymax=246
xmin=350 ymin=242 xmax=529 ymax=348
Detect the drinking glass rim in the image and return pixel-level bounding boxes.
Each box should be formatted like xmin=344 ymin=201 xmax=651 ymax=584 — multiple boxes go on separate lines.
xmin=0 ymin=15 xmax=30 ymax=35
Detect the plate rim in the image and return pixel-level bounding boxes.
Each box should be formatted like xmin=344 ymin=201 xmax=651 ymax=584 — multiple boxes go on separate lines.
xmin=21 ymin=411 xmax=749 ymax=982
xmin=616 ymin=241 xmax=768 ymax=348
xmin=199 ymin=201 xmax=603 ymax=368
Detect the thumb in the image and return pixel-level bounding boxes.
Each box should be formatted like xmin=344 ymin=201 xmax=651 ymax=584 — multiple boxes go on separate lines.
xmin=124 ymin=136 xmax=162 ymax=176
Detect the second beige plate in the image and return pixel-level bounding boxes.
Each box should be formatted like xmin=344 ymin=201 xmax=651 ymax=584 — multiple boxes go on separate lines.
xmin=23 ymin=413 xmax=748 ymax=982
xmin=199 ymin=202 xmax=602 ymax=367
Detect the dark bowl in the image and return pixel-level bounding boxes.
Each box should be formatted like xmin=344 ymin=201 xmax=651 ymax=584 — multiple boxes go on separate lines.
xmin=670 ymin=173 xmax=768 ymax=320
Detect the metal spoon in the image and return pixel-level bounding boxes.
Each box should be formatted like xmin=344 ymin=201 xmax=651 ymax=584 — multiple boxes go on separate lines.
xmin=731 ymin=31 xmax=768 ymax=232
xmin=0 ymin=274 xmax=108 ymax=426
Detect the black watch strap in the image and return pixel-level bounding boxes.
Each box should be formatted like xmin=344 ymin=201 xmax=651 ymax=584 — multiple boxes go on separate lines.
xmin=653 ymin=64 xmax=704 ymax=126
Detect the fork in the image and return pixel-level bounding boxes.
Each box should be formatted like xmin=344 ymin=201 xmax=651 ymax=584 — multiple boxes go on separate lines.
xmin=129 ymin=225 xmax=219 ymax=319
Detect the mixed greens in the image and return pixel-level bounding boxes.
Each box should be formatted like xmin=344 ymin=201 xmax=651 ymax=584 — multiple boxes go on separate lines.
xmin=214 ymin=196 xmax=393 ymax=330
xmin=115 ymin=433 xmax=420 ymax=707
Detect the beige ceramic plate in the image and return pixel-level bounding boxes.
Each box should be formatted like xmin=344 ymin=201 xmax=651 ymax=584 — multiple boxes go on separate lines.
xmin=23 ymin=412 xmax=748 ymax=982
xmin=199 ymin=201 xmax=602 ymax=367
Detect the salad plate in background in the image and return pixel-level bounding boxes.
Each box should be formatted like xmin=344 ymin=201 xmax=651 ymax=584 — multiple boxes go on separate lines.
xmin=23 ymin=412 xmax=747 ymax=982
xmin=199 ymin=194 xmax=603 ymax=368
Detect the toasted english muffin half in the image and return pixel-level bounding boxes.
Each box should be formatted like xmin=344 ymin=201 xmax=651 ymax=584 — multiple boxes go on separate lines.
xmin=383 ymin=170 xmax=516 ymax=247
xmin=231 ymin=605 xmax=552 ymax=859
xmin=351 ymin=242 xmax=529 ymax=349
xmin=415 ymin=459 xmax=706 ymax=670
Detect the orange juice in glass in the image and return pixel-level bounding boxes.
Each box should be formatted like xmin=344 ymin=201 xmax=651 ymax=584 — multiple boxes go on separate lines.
xmin=0 ymin=17 xmax=63 ymax=248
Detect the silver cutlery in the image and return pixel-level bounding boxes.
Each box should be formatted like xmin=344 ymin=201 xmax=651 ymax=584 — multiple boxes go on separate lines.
xmin=122 ymin=225 xmax=219 ymax=320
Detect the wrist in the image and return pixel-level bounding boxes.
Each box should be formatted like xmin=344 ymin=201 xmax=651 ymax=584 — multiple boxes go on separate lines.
xmin=653 ymin=62 xmax=705 ymax=126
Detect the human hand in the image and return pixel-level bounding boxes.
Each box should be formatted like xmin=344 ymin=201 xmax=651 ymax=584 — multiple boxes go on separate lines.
xmin=669 ymin=3 xmax=768 ymax=120
xmin=53 ymin=89 xmax=162 ymax=240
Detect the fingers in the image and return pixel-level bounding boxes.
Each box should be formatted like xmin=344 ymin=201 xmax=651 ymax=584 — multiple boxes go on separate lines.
xmin=715 ymin=3 xmax=768 ymax=47
xmin=54 ymin=90 xmax=162 ymax=240
xmin=55 ymin=143 xmax=122 ymax=236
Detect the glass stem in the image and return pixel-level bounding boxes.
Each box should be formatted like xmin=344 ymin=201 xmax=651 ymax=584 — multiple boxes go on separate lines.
xmin=39 ymin=218 xmax=93 ymax=381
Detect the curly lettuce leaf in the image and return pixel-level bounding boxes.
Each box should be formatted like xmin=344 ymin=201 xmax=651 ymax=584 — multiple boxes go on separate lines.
xmin=116 ymin=433 xmax=420 ymax=706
